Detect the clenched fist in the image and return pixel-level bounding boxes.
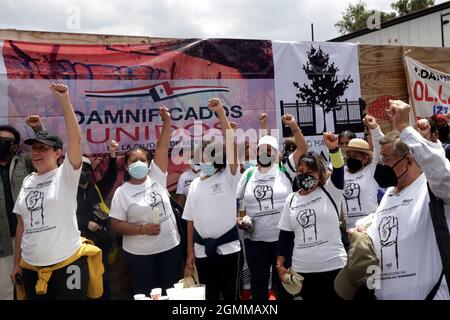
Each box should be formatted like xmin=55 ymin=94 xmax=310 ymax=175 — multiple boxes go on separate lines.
xmin=323 ymin=132 xmax=339 ymax=150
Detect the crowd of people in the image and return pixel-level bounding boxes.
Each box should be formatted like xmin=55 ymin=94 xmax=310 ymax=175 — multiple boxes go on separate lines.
xmin=0 ymin=83 xmax=449 ymax=300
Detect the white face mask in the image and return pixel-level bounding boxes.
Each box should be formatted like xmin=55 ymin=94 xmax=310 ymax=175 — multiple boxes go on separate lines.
xmin=128 ymin=161 xmax=149 ymax=180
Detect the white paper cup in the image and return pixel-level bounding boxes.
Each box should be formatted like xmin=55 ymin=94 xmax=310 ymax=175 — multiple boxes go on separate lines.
xmin=150 ymin=288 xmax=162 ymax=300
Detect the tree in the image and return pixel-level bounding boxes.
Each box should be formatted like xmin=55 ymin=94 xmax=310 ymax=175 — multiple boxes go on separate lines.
xmin=335 ymin=1 xmax=396 ymax=35
xmin=391 ymin=0 xmax=435 ymax=16
xmin=293 ymin=46 xmax=353 ymax=113
xmin=293 ymin=46 xmax=354 ymax=132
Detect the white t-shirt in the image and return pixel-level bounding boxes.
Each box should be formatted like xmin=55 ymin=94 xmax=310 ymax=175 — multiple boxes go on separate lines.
xmin=278 ymin=179 xmax=347 ymax=273
xmin=110 ymin=160 xmax=180 ymax=255
xmin=182 ymin=165 xmax=242 ymax=258
xmin=176 ymin=169 xmax=200 ymax=197
xmin=236 ymin=165 xmax=292 ymax=242
xmin=13 ymin=155 xmax=82 ymax=266
xmin=342 ymin=162 xmax=379 ymax=230
xmin=367 ymin=174 xmax=450 ymax=300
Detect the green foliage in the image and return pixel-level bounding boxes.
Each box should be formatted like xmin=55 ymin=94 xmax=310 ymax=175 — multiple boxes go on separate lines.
xmin=335 ymin=0 xmax=435 ymax=35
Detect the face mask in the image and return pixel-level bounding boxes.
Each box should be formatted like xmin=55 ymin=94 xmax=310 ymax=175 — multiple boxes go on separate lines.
xmin=373 ymin=156 xmax=408 ymax=188
xmin=189 ymin=159 xmax=200 ymax=172
xmin=346 ymin=158 xmax=363 ymax=173
xmin=284 ymin=147 xmax=295 ymax=159
xmin=0 ymin=137 xmax=13 ymax=161
xmin=200 ymin=163 xmax=217 ymax=176
xmin=128 ymin=161 xmax=149 ymax=180
xmin=257 ymin=152 xmax=276 ymax=167
xmin=294 ymin=173 xmax=319 ymax=191
xmin=242 ymin=160 xmax=257 ymax=170
xmin=79 ymin=170 xmax=91 ymax=185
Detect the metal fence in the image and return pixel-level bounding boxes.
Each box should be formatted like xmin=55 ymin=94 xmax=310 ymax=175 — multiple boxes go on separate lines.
xmin=280 ymin=98 xmax=365 ymax=136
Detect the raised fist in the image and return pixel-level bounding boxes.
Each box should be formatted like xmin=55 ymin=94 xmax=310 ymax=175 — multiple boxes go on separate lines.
xmin=362 ymin=114 xmax=379 ymax=130
xmin=379 ymin=216 xmax=398 ymax=247
xmin=159 ymin=106 xmax=171 ymax=122
xmin=297 ymin=209 xmax=316 ymax=229
xmin=25 ymin=115 xmax=43 ymax=129
xmin=344 ymin=182 xmax=360 ymax=200
xmin=208 ymin=98 xmax=223 ymax=113
xmin=253 ymin=185 xmax=273 ymax=201
xmin=323 ymin=132 xmax=339 ymax=150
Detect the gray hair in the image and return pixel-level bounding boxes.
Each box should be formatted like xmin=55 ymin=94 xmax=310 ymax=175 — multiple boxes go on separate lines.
xmin=379 ymin=131 xmax=410 ymax=157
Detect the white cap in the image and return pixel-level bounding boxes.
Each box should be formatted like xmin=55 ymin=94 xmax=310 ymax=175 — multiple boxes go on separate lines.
xmin=257 ymin=135 xmax=279 ymax=151
xmin=82 ymin=156 xmax=92 ymax=166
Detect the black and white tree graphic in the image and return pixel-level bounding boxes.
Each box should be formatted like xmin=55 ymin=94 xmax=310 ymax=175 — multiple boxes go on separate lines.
xmin=293 ymin=46 xmax=353 ymax=132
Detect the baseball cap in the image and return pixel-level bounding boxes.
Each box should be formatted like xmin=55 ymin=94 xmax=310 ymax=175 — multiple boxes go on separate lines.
xmin=24 ymin=130 xmax=63 ymax=149
xmin=257 ymin=135 xmax=279 ymax=151
xmin=334 ymin=232 xmax=379 ymax=300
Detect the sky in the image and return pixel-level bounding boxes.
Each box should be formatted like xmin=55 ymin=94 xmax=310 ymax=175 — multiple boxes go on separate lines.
xmin=0 ymin=0 xmax=447 ymax=41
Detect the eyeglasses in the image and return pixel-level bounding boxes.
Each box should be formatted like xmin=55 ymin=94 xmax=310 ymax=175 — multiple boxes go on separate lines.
xmin=31 ymin=145 xmax=52 ymax=152
xmin=377 ymin=154 xmax=406 ymax=166
xmin=377 ymin=155 xmax=390 ymax=165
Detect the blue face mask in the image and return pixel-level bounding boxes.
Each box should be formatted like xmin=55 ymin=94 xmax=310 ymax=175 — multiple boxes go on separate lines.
xmin=200 ymin=163 xmax=217 ymax=176
xmin=242 ymin=160 xmax=257 ymax=170
xmin=128 ymin=161 xmax=149 ymax=180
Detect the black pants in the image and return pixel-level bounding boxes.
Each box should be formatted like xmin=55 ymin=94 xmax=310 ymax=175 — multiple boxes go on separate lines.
xmin=22 ymin=256 xmax=89 ymax=300
xmin=298 ymin=268 xmax=342 ymax=300
xmin=122 ymin=245 xmax=182 ymax=296
xmin=196 ymin=251 xmax=241 ymax=300
xmin=244 ymin=239 xmax=291 ymax=300
xmin=100 ymin=247 xmax=110 ymax=300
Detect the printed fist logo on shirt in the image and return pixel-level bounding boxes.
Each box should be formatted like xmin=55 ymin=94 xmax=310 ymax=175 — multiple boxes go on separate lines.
xmin=25 ymin=191 xmax=45 ymax=227
xmin=253 ymin=185 xmax=274 ymax=211
xmin=344 ymin=182 xmax=361 ymax=212
xmin=144 ymin=191 xmax=166 ymax=217
xmin=296 ymin=209 xmax=317 ymax=243
xmin=378 ymin=216 xmax=399 ymax=271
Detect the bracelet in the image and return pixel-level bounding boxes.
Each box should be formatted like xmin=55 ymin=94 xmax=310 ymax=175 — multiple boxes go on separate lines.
xmin=328 ymin=147 xmax=339 ymax=154
xmin=139 ymin=225 xmax=144 ymax=235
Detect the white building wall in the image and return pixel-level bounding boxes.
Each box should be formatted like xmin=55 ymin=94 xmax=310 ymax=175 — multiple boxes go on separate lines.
xmin=346 ymin=9 xmax=450 ymax=47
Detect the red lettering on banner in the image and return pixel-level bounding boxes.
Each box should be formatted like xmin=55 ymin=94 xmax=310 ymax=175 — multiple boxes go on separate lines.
xmin=86 ymin=128 xmax=110 ymax=144
xmin=145 ymin=126 xmax=150 ymax=140
xmin=116 ymin=127 xmax=139 ymax=141
xmin=154 ymin=125 xmax=180 ymax=140
xmin=438 ymin=85 xmax=448 ymax=104
xmin=414 ymin=81 xmax=424 ymax=101
xmin=185 ymin=122 xmax=210 ymax=138
xmin=424 ymin=84 xmax=434 ymax=102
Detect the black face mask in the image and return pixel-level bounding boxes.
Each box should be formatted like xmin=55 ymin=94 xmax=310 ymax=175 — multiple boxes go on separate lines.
xmin=373 ymin=156 xmax=408 ymax=188
xmin=346 ymin=157 xmax=363 ymax=173
xmin=0 ymin=138 xmax=14 ymax=161
xmin=293 ymin=173 xmax=318 ymax=191
xmin=284 ymin=147 xmax=296 ymax=159
xmin=79 ymin=169 xmax=92 ymax=185
xmin=257 ymin=153 xmax=276 ymax=168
